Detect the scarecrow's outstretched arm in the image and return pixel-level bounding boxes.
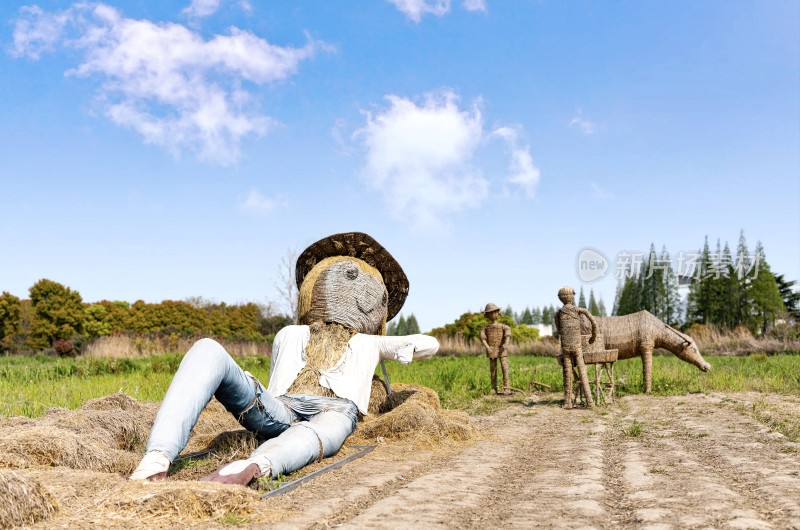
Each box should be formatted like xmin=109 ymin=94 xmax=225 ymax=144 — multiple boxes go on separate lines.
xmin=373 ymin=335 xmax=439 ymax=363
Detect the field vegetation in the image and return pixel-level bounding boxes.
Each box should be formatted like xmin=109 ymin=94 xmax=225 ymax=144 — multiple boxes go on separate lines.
xmin=2 ymin=350 xmax=797 ymax=418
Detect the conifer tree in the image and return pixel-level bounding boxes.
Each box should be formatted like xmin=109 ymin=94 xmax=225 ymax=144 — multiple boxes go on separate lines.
xmin=531 ymin=306 xmax=542 ymax=325
xmin=748 ymin=242 xmax=784 ymax=334
xmin=521 ymin=307 xmax=533 ymax=325
xmin=774 ymin=274 xmax=800 ymax=319
xmin=396 ymin=314 xmax=407 ymax=336
xmin=661 ymin=247 xmax=681 ymax=326
xmin=641 ymin=243 xmax=667 ymax=319
xmin=598 ymin=297 xmax=608 ymax=317
xmin=615 ymin=275 xmax=641 ymax=316
xmin=578 ymin=287 xmax=587 ymax=308
xmin=405 ymin=313 xmax=420 ymax=334
xmin=588 ymin=289 xmax=600 ymax=316
xmin=733 ymin=229 xmax=752 ymax=326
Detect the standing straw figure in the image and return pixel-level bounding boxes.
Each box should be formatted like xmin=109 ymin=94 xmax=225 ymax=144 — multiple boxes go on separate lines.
xmin=555 ymin=286 xmax=598 ymax=409
xmin=480 ymin=303 xmax=512 ymax=395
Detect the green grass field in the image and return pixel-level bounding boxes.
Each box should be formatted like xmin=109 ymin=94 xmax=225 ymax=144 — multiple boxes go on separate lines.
xmin=1 ymin=352 xmax=797 ymax=418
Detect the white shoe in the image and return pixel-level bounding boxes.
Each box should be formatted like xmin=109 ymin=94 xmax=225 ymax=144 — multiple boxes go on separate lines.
xmin=129 ymin=451 xmax=170 ymax=481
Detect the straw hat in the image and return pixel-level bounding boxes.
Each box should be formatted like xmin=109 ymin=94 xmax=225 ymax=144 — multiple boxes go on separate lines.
xmin=296 ymin=232 xmax=409 ymax=321
xmin=482 ymin=303 xmax=501 ymax=314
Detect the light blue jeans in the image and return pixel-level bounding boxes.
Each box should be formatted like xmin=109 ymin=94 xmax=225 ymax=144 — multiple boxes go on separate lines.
xmin=146 ymin=338 xmax=359 ymax=478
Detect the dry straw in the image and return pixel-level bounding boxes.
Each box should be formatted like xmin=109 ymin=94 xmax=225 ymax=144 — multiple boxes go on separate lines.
xmin=353 ymin=383 xmax=476 ymax=448
xmin=0 ymin=384 xmax=473 ymax=526
xmin=0 ymin=471 xmax=58 ymax=529
xmin=579 ymin=309 xmax=708 ymax=392
xmin=0 ymin=394 xmax=248 ymax=475
xmin=287 ymin=321 xmax=354 ymax=397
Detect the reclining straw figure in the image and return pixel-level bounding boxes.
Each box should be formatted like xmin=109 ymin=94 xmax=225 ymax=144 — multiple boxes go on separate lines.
xmin=130 ymin=232 xmax=439 ymax=484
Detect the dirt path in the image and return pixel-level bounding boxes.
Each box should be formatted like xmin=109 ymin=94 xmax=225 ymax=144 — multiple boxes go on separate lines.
xmin=262 ymin=392 xmax=800 ymax=530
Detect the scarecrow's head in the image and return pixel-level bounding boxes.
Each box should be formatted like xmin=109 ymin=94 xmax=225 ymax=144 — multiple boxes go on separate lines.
xmin=295 ymin=232 xmax=409 ymax=335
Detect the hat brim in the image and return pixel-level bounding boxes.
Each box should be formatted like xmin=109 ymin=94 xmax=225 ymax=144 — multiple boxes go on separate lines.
xmin=295 ymin=232 xmax=409 ymax=322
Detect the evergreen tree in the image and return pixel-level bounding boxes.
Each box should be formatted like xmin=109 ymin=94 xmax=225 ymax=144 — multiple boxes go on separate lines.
xmin=503 ymin=305 xmax=514 ymax=320
xmin=598 ymin=297 xmax=608 ymax=317
xmin=612 ymin=279 xmax=623 ymax=315
xmin=386 ymin=320 xmax=397 ymax=335
xmin=641 ymin=243 xmax=667 ymax=319
xmin=578 ymin=287 xmax=587 ymax=308
xmin=748 ymin=242 xmax=784 ymax=334
xmin=661 ymin=247 xmax=681 ymax=326
xmin=395 ymin=314 xmax=407 ymax=336
xmin=588 ymin=289 xmax=600 ymax=316
xmin=531 ymin=306 xmax=542 ymax=325
xmin=733 ymin=229 xmax=752 ymax=327
xmin=405 ymin=313 xmax=420 ymax=334
xmin=687 ymin=237 xmax=714 ymax=324
xmin=520 ymin=307 xmax=533 ymax=325
xmin=549 ymin=304 xmax=559 ymax=337
xmin=541 ymin=306 xmax=552 ymax=329
xmin=774 ymin=274 xmax=800 ymax=319
xmin=615 ymin=275 xmax=641 ymax=316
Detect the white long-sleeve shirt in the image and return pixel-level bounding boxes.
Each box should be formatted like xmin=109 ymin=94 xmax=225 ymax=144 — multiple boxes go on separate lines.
xmin=267 ymin=325 xmax=439 ymax=415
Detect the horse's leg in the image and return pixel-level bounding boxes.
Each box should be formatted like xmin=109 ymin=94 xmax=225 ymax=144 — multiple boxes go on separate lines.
xmin=642 ymin=343 xmax=654 ymax=394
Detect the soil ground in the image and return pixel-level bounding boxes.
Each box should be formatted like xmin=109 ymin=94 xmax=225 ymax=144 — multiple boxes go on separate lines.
xmin=27 ymin=391 xmax=800 ymax=529
xmin=261 ymin=391 xmax=800 ymax=530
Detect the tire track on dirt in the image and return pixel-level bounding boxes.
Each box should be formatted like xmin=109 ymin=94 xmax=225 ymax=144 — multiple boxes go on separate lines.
xmin=345 ymin=401 xmax=612 ymax=529
xmin=617 ymin=394 xmax=800 ymax=529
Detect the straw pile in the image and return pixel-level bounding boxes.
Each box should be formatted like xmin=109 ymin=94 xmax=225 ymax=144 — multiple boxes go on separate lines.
xmin=354 ymin=383 xmax=475 ymax=448
xmin=0 ymin=393 xmax=245 ymax=475
xmin=0 ymin=393 xmax=158 ymax=473
xmin=0 ymin=471 xmax=57 ymax=529
xmin=11 ymin=468 xmax=277 ymax=528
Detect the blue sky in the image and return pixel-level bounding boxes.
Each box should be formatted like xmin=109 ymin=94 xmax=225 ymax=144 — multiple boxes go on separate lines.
xmin=1 ymin=0 xmax=798 ymax=332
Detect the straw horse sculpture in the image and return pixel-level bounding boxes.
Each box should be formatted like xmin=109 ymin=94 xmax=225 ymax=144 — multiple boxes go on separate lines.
xmin=581 ymin=310 xmax=710 ymax=393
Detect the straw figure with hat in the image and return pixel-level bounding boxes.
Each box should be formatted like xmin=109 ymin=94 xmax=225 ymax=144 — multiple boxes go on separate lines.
xmin=555 ymin=286 xmax=598 ymax=409
xmin=129 ymin=232 xmax=439 ymax=485
xmin=479 ymin=303 xmax=513 ymax=395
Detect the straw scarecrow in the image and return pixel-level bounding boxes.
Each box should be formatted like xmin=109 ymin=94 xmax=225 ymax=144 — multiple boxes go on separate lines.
xmin=479 ymin=303 xmax=512 ymax=395
xmin=555 ymin=286 xmax=598 ymax=409
xmin=130 ymin=232 xmax=439 ymax=485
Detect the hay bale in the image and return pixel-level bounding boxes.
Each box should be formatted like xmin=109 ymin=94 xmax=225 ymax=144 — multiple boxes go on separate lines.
xmin=354 ymin=384 xmax=475 ymax=448
xmin=0 ymin=471 xmax=57 ymax=529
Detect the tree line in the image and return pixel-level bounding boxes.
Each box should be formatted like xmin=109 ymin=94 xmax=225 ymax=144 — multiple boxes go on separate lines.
xmin=0 ymin=279 xmax=291 ymax=355
xmin=501 ymin=286 xmax=608 ymax=329
xmin=613 ymin=231 xmax=798 ymax=334
xmin=386 ymin=313 xmax=421 ymax=335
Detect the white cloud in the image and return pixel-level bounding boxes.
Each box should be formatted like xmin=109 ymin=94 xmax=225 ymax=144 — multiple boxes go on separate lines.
xmin=462 ymin=0 xmax=487 ymax=13
xmin=493 ymin=127 xmax=541 ymax=197
xmin=387 ymin=0 xmax=451 ymax=22
xmin=591 ymin=182 xmax=612 ymax=199
xmin=355 ymin=90 xmax=488 ymax=232
xmin=240 ymin=188 xmax=276 ymax=216
xmin=12 ymin=3 xmax=321 ymax=164
xmin=182 ymin=0 xmax=221 ymax=18
xmin=10 ymin=6 xmax=71 ymax=60
xmin=570 ymin=108 xmax=597 ymax=135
